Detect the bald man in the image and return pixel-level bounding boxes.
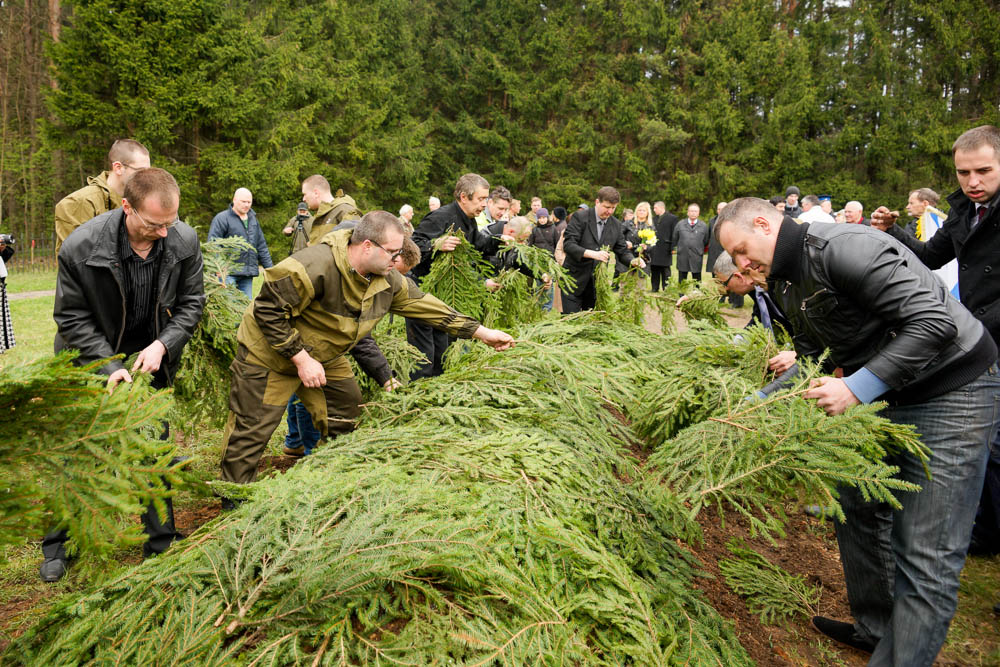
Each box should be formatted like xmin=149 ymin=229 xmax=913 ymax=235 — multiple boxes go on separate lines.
xmin=844 ymin=200 xmax=868 ymax=225
xmin=209 ymin=187 xmax=274 ymax=299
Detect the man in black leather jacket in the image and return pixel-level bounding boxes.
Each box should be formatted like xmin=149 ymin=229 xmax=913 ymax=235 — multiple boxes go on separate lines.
xmin=717 ymin=197 xmax=999 ymax=666
xmin=44 ymin=168 xmax=205 ymax=582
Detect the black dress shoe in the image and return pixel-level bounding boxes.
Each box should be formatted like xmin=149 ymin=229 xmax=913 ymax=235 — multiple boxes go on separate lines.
xmin=812 ymin=616 xmax=877 ymax=654
xmin=39 ymin=558 xmax=67 ymax=583
xmin=220 ymin=497 xmax=243 ymax=512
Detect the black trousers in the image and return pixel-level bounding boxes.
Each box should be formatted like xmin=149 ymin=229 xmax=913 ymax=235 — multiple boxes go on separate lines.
xmin=42 ymin=423 xmax=183 ymax=560
xmin=650 ymin=265 xmax=670 ymax=292
xmin=678 ymin=271 xmax=701 ymax=283
xmin=561 ymin=280 xmax=596 ymax=313
xmin=406 ymin=318 xmax=452 ymax=380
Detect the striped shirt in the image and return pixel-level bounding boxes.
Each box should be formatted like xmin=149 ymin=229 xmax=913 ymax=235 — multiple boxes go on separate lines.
xmin=118 ymin=219 xmax=162 ymax=350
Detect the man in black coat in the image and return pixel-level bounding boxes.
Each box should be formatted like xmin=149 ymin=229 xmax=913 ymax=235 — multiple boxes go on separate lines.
xmin=649 ymin=201 xmax=678 ymax=292
xmin=46 ymin=167 xmax=206 ymax=582
xmin=561 ymin=186 xmax=641 ymax=312
xmin=408 ymin=173 xmax=500 ymax=378
xmin=871 ymin=125 xmax=1000 ymax=562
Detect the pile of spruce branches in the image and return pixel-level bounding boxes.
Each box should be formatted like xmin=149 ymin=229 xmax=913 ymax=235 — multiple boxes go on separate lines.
xmin=7 ymin=308 xmax=925 ymax=664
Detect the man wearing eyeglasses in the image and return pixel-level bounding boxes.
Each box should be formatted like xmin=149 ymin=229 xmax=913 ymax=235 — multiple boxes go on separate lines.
xmin=219 ymin=210 xmax=513 ymax=489
xmin=55 ymin=139 xmax=151 ymax=253
xmin=44 ymin=167 xmax=206 ymax=582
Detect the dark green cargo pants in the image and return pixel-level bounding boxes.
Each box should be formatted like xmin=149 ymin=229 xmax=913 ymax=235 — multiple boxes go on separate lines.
xmin=219 ymin=346 xmax=361 ymax=484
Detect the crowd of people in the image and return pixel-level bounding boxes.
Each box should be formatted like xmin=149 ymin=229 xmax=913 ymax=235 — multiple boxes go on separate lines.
xmin=39 ymin=123 xmax=1000 ymax=665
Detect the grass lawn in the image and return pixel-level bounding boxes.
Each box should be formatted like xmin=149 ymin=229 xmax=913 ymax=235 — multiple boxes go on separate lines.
xmin=5 ymin=269 xmax=57 ymax=294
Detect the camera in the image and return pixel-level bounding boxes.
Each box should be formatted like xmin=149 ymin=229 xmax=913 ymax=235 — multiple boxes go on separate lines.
xmin=295 ymin=213 xmax=309 ymax=224
xmin=0 ymin=234 xmax=14 ymax=245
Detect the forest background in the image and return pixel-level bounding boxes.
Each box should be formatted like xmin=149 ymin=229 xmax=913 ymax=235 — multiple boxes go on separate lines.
xmin=2 ymin=0 xmax=998 ymax=256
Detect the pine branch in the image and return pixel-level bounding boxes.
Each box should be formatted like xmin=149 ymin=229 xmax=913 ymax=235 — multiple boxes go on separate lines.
xmin=719 ymin=539 xmax=821 ymax=625
xmin=0 ymin=353 xmax=183 ymax=555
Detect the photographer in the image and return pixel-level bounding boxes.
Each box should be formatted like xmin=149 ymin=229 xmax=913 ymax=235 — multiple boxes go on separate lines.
xmin=282 ymin=201 xmax=312 ymax=253
xmin=0 ymin=233 xmax=14 ymax=352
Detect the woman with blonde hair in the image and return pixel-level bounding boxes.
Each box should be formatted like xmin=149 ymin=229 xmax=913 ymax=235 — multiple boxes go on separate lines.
xmin=634 ymin=201 xmax=654 ymax=276
xmin=634 ymin=201 xmax=653 ymax=231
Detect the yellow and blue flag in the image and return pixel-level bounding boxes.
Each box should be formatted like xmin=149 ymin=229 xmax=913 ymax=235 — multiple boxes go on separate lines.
xmin=915 ymin=205 xmax=959 ymax=298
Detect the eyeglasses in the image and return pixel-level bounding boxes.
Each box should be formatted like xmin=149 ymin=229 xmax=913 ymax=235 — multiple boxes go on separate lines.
xmin=126 ymin=199 xmax=179 ymax=231
xmin=116 ymin=161 xmax=142 ymax=172
xmin=721 ymin=273 xmax=737 ymax=288
xmin=370 ymin=239 xmax=403 ymax=261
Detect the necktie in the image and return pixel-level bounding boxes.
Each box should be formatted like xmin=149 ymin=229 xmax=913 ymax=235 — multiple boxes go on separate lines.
xmin=975 ymin=206 xmax=988 ymax=228
xmin=755 ymin=289 xmax=773 ymax=330
xmin=596 ymin=221 xmax=605 ymax=242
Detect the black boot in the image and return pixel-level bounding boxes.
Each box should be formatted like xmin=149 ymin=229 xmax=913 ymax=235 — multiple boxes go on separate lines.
xmin=39 ymin=529 xmax=69 ymax=582
xmin=812 ymin=616 xmax=877 ymax=653
xmin=140 ymin=454 xmax=187 ymax=557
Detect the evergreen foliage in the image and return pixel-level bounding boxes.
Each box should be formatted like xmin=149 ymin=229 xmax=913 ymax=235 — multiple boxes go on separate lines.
xmin=14 ymin=0 xmax=995 ymax=245
xmin=420 ymin=230 xmax=492 ymax=321
xmin=643 ymin=355 xmax=929 ymax=537
xmin=7 ymin=313 xmax=935 ymax=664
xmin=482 ymin=268 xmax=544 ymax=331
xmin=0 ymin=353 xmax=181 ymax=556
xmin=498 ymin=241 xmax=576 ymax=293
xmin=173 ymin=237 xmax=250 ymax=427
xmin=718 ymin=539 xmax=821 ymax=626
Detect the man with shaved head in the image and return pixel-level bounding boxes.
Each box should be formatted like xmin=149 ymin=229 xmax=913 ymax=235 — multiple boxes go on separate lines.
xmin=55 ymin=139 xmax=151 ymax=253
xmin=209 ymin=187 xmax=274 ymax=299
xmin=716 ymin=196 xmax=998 ymax=663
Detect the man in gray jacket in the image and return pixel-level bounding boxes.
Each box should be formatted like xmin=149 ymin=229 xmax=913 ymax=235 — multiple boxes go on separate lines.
xmin=716 ymin=197 xmax=998 ymax=666
xmin=45 ymin=167 xmax=206 ymax=582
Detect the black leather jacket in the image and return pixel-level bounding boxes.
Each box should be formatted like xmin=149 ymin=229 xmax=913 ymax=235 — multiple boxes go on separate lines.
xmin=54 ymin=208 xmax=206 ymax=379
xmin=769 ymin=219 xmax=995 ymax=404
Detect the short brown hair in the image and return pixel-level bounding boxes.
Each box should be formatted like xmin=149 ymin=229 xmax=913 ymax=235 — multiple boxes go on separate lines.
xmin=596 ymin=186 xmax=620 ymax=204
xmin=910 ymin=187 xmax=940 ymax=206
xmin=302 ymin=174 xmax=331 ymax=195
xmin=489 ymin=185 xmax=512 ymax=203
xmin=398 ymin=237 xmax=421 ymax=272
xmin=108 ymin=139 xmax=149 ymax=167
xmin=350 ymin=210 xmax=405 ymax=245
xmin=713 ymin=197 xmax=780 ymax=242
xmin=453 ymin=173 xmax=489 ymax=202
xmin=952 ymin=125 xmax=1000 ymax=157
xmin=123 ymin=167 xmax=179 ymax=211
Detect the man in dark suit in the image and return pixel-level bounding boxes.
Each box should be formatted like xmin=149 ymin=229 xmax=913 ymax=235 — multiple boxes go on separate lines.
xmin=561 ymin=186 xmax=641 ymax=312
xmin=649 ymin=201 xmax=678 ymax=292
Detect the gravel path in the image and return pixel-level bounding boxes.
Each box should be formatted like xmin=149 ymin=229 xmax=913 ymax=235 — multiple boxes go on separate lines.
xmin=8 ymin=289 xmax=55 ymax=301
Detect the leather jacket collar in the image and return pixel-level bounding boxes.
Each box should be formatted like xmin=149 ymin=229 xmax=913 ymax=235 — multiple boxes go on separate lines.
xmin=769 ymin=217 xmax=809 ymax=283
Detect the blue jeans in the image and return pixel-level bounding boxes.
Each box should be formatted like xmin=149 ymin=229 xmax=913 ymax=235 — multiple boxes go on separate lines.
xmin=226 ymin=275 xmax=253 ymax=300
xmin=538 ymin=280 xmax=554 ymax=311
xmin=284 ymin=394 xmax=320 ymax=455
xmin=834 ymin=365 xmax=1000 ymax=666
